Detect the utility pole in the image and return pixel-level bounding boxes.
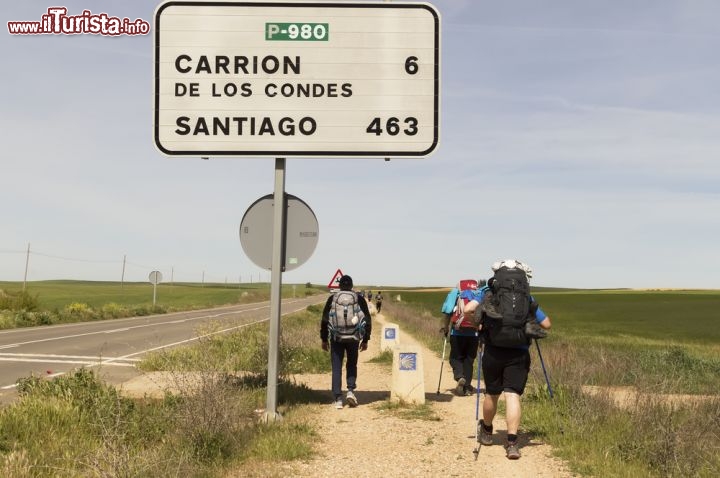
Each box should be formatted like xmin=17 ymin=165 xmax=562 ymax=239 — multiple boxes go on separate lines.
xmin=22 ymin=243 xmax=30 ymax=291
xmin=121 ymin=254 xmax=126 ymax=289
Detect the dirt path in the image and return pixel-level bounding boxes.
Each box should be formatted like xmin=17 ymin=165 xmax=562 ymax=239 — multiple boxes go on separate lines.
xmin=268 ymin=311 xmax=576 ymax=478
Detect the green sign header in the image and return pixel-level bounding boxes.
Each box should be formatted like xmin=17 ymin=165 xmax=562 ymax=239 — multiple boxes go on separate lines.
xmin=266 ymin=23 xmax=329 ymax=41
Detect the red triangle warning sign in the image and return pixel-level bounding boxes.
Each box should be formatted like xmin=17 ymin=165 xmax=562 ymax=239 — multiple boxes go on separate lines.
xmin=327 ymin=268 xmax=344 ymax=289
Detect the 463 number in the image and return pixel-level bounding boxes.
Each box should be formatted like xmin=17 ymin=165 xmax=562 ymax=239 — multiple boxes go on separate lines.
xmin=366 ymin=117 xmax=418 ymax=136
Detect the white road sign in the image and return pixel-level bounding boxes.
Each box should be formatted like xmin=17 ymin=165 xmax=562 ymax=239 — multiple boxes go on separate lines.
xmin=153 ymin=1 xmax=440 ymax=157
xmin=148 ymin=270 xmax=163 ymax=285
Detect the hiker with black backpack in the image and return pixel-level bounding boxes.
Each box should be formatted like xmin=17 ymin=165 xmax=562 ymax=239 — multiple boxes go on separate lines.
xmin=320 ymin=275 xmax=372 ymax=409
xmin=464 ymin=260 xmax=551 ymax=460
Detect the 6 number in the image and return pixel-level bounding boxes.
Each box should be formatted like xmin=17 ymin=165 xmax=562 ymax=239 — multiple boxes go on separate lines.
xmin=405 ymin=56 xmax=419 ymax=75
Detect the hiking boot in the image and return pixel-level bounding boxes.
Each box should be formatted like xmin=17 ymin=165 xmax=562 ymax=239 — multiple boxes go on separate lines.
xmin=346 ymin=390 xmax=358 ymax=408
xmin=455 ymin=377 xmax=466 ymax=396
xmin=464 ymin=384 xmax=475 ymax=396
xmin=478 ymin=420 xmax=493 ymax=446
xmin=505 ymin=441 xmax=521 ymax=459
xmin=334 ymin=398 xmax=343 ymax=409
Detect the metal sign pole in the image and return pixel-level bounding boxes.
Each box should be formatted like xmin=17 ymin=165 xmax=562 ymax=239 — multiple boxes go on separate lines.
xmin=265 ymin=157 xmax=286 ymax=422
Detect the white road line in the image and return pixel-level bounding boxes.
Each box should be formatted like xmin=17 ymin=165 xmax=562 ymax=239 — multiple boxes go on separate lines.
xmin=0 ymin=353 xmax=140 ymax=362
xmin=0 ymin=357 xmax=136 ymax=366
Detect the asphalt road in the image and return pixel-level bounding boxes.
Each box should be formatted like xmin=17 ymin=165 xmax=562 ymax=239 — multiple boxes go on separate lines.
xmin=0 ymin=294 xmax=326 ymax=404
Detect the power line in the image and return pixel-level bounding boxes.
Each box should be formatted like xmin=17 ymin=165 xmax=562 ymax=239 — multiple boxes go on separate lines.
xmin=31 ymin=251 xmax=122 ymax=264
xmin=1 ymin=244 xmax=263 ymax=285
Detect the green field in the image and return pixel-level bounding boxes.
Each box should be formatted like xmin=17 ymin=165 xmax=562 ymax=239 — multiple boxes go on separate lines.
xmin=0 ymin=280 xmax=321 ymax=310
xmin=395 ymin=288 xmax=720 ymax=347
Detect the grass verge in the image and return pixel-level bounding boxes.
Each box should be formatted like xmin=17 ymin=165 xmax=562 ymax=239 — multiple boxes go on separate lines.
xmin=0 ymin=304 xmax=329 ymax=477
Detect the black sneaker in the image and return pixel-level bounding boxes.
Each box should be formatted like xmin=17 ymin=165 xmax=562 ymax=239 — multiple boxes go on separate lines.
xmin=464 ymin=384 xmax=475 ymax=396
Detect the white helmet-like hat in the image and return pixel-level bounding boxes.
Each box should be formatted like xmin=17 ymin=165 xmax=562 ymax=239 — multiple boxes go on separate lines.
xmin=491 ymin=259 xmax=533 ymax=278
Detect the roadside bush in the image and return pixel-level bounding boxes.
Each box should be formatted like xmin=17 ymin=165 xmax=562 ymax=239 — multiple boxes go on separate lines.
xmin=152 ymin=304 xmax=168 ymax=314
xmin=130 ymin=305 xmax=153 ymax=316
xmin=165 ymin=371 xmax=257 ymax=464
xmin=4 ymin=369 xmax=177 ymax=476
xmin=62 ymin=302 xmax=96 ymax=321
xmin=0 ymin=311 xmax=14 ymax=329
xmin=100 ymin=302 xmax=128 ymax=318
xmin=0 ymin=290 xmax=40 ymax=312
xmin=130 ymin=304 xmax=168 ymax=316
xmin=10 ymin=310 xmax=54 ymax=327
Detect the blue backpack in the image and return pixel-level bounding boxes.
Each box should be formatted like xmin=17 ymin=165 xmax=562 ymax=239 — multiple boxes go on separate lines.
xmin=440 ymin=288 xmax=459 ymax=315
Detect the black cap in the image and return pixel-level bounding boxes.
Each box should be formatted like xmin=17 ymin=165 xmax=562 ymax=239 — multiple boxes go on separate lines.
xmin=339 ymin=275 xmax=353 ymax=289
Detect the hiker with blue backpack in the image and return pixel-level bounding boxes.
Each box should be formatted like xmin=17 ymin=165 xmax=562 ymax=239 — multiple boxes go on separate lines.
xmin=464 ymin=259 xmax=552 ymax=460
xmin=440 ymin=279 xmax=488 ymax=396
xmin=320 ymin=275 xmax=372 ymax=409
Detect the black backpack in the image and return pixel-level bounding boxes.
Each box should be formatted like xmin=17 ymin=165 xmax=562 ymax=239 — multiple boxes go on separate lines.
xmin=482 ymin=266 xmax=535 ymax=347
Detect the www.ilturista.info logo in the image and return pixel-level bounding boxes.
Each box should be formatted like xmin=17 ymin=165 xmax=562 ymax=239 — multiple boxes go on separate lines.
xmin=7 ymin=7 xmax=150 ymax=36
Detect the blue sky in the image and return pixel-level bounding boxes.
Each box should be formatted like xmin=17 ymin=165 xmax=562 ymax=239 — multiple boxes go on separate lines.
xmin=1 ymin=1 xmax=718 ymax=289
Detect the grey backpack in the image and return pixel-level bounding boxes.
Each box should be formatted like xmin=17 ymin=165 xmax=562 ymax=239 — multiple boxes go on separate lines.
xmin=328 ymin=291 xmax=366 ymax=342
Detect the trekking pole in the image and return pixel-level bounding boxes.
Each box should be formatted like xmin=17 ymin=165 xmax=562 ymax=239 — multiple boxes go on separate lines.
xmin=534 ymin=339 xmax=554 ymax=399
xmin=436 ymin=334 xmax=448 ymax=394
xmin=472 ymin=343 xmax=483 ymax=460
xmin=534 ymin=339 xmax=565 ymax=434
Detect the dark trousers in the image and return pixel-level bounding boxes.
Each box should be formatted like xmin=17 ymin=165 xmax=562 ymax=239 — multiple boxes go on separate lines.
xmin=330 ymin=341 xmax=359 ymax=398
xmin=449 ymin=334 xmax=479 ymax=383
